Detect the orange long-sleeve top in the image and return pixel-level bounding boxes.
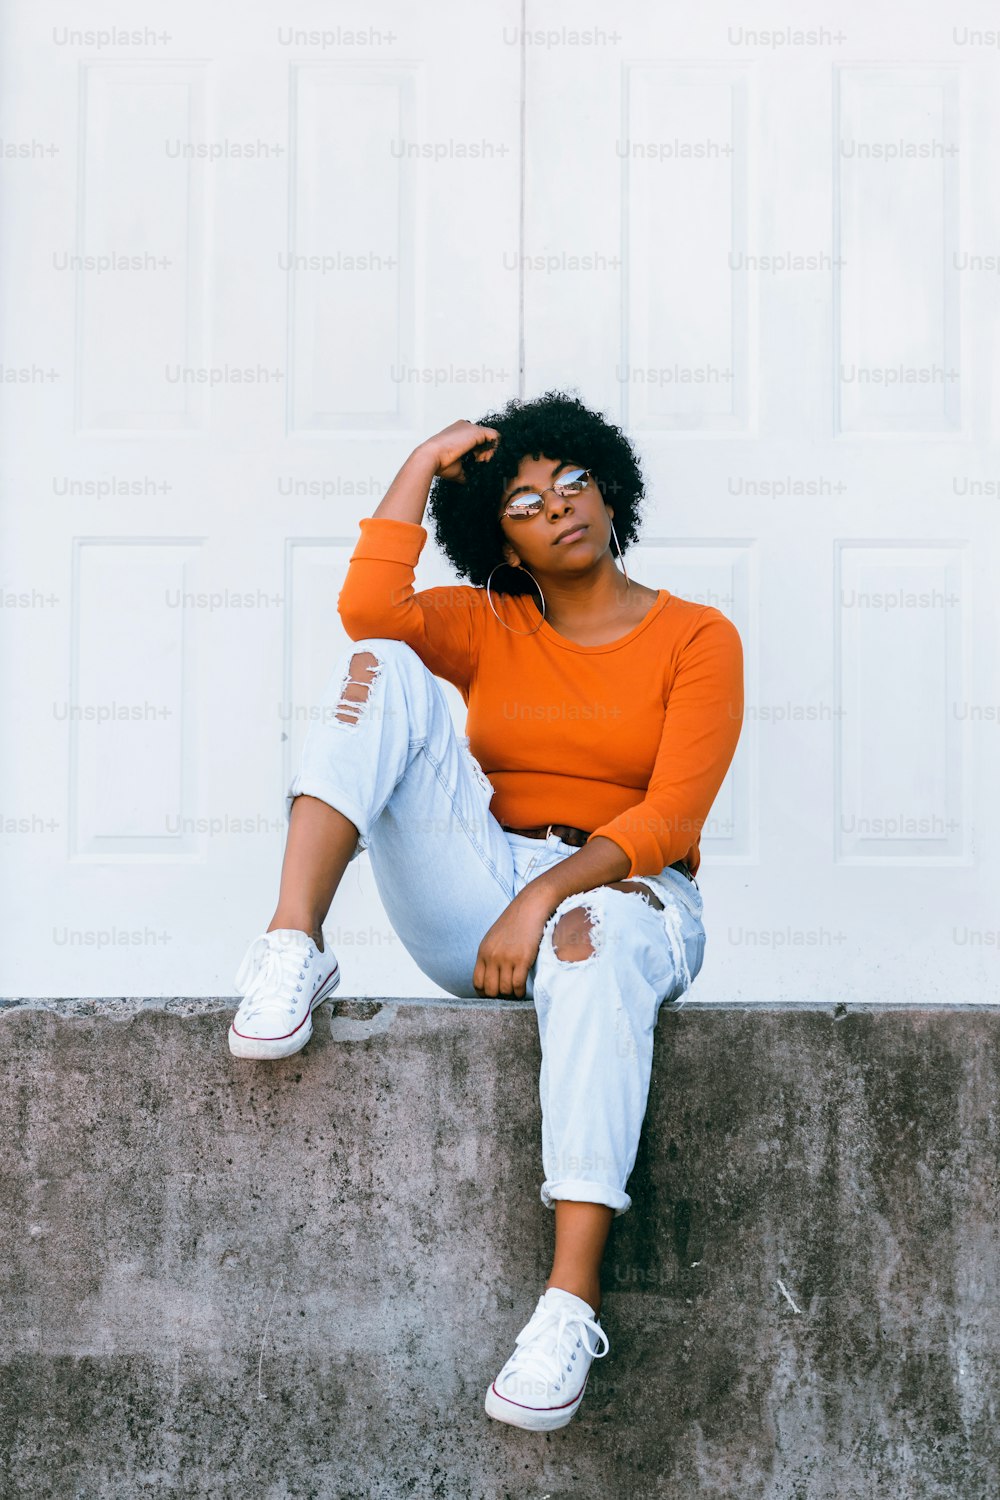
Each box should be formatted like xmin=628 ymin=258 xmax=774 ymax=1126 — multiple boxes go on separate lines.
xmin=336 ymin=517 xmax=744 ymax=881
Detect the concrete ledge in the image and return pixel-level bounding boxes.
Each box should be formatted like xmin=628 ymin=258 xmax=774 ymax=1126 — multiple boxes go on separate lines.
xmin=1 ymin=1001 xmax=998 ymax=1499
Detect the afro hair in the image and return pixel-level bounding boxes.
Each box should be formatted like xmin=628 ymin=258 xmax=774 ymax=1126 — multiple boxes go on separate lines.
xmin=425 ymin=388 xmax=647 ymax=596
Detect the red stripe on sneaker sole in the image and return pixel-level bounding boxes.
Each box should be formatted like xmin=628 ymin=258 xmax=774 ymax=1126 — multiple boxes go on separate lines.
xmin=231 ymin=963 xmax=340 ymax=1041
xmin=488 ymin=1375 xmax=588 ymax=1412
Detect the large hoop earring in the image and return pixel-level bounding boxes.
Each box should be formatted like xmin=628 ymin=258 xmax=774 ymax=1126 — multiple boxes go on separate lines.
xmin=485 ymin=561 xmax=546 ymax=635
xmin=610 ymin=517 xmax=631 ymax=588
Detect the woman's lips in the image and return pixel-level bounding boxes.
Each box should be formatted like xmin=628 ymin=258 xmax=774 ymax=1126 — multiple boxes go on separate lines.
xmin=554 ymin=525 xmax=588 ymax=545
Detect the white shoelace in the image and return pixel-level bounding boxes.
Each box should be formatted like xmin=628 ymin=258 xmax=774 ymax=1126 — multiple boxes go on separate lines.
xmin=503 ymin=1302 xmax=610 ymax=1394
xmin=235 ymin=935 xmax=313 ymax=1022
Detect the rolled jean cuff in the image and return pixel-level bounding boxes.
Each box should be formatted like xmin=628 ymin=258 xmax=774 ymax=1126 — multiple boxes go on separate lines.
xmin=540 ymin=1178 xmax=632 ymax=1218
xmin=285 ymin=774 xmax=370 ymax=857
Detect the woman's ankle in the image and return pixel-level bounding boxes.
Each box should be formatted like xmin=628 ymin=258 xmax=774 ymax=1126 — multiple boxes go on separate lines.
xmin=267 ymin=915 xmax=325 ymax=952
xmin=545 ymin=1276 xmax=601 ymax=1315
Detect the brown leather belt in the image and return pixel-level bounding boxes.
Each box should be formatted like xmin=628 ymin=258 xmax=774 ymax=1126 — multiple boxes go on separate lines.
xmin=501 ymin=822 xmax=696 ymax=882
xmin=501 ymin=822 xmax=590 ymax=847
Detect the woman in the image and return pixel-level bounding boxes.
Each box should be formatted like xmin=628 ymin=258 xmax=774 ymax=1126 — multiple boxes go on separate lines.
xmin=229 ymin=390 xmax=744 ymax=1432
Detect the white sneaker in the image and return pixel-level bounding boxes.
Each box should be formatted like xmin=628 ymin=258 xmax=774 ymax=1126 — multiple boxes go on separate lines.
xmin=484 ymin=1286 xmax=610 ymax=1431
xmin=228 ymin=929 xmax=340 ymax=1060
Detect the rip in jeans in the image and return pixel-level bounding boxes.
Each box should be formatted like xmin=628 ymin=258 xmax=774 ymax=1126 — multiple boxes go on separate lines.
xmin=546 ymin=881 xmax=662 ymax=970
xmin=333 ymin=651 xmax=383 ymax=729
xmin=546 ymin=881 xmax=696 ymax=998
xmin=549 ymin=894 xmax=606 ymax=969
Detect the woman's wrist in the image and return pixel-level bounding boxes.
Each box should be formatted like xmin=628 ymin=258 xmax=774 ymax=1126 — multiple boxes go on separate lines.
xmin=512 ymin=879 xmax=560 ymax=921
xmin=406 ymin=442 xmax=444 ymax=479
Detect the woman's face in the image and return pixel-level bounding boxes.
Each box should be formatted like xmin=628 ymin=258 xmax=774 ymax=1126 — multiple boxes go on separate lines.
xmin=496 ymin=451 xmax=614 ymax=576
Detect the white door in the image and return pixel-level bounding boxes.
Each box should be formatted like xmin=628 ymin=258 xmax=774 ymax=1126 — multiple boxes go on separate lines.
xmin=2 ymin=0 xmax=997 ymax=1002
xmin=524 ymin=0 xmax=1000 ymax=1004
xmin=0 ymin=0 xmax=520 ymax=998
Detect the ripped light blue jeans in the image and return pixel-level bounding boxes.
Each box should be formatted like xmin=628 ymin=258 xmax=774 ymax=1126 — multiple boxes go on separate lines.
xmin=284 ymin=637 xmax=707 ymax=1217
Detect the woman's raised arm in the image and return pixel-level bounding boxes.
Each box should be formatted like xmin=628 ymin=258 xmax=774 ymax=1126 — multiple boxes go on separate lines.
xmin=370 ymin=420 xmax=499 ymax=525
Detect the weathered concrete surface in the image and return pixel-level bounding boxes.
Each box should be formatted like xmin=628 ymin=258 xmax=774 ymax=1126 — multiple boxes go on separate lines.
xmin=1 ymin=999 xmax=998 ymax=1500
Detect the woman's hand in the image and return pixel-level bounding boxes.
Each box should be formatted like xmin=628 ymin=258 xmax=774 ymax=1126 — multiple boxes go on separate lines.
xmin=473 ymin=889 xmax=554 ymax=999
xmin=417 ymin=419 xmax=500 ymax=483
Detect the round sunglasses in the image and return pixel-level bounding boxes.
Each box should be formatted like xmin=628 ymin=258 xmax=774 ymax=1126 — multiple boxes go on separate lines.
xmin=500 ymin=467 xmax=593 ymax=521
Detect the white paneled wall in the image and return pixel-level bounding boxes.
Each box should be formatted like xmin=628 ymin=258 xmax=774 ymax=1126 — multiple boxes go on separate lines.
xmin=0 ymin=0 xmax=997 ymax=1001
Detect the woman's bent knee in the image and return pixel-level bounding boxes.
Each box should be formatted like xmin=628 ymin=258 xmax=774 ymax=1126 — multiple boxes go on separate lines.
xmin=340 ymin=636 xmax=423 ymax=664
xmin=327 ymin=638 xmax=428 ymax=727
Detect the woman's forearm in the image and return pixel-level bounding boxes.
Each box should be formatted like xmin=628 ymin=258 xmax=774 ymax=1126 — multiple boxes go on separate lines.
xmin=370 ymin=445 xmax=440 ymax=526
